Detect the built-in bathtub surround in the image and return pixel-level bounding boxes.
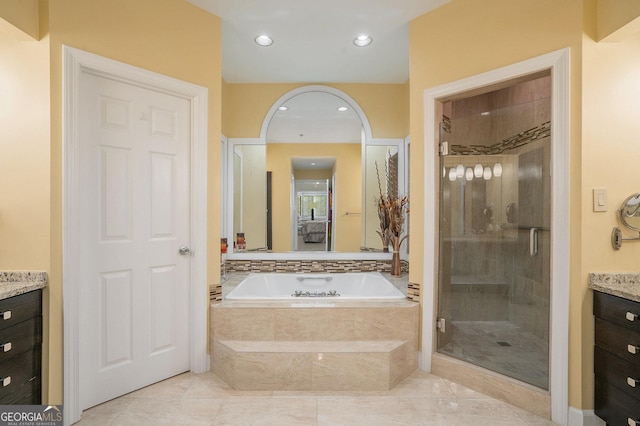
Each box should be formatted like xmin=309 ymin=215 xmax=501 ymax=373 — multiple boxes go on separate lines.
xmin=0 ymin=271 xmax=48 ymax=299
xmin=225 ymin=272 xmax=406 ymax=300
xmin=211 ymin=299 xmax=418 ymax=391
xmin=588 ymin=272 xmax=640 ymax=302
xmin=214 ymin=258 xmax=418 ymax=302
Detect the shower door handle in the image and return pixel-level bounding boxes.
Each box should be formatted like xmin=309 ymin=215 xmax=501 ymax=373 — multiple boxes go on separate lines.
xmin=529 ymin=228 xmax=538 ymax=257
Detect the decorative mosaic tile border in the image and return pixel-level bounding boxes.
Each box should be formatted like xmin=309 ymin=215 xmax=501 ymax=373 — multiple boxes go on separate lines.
xmin=223 ymin=259 xmax=407 ymax=274
xmin=445 ymin=120 xmax=551 ymax=156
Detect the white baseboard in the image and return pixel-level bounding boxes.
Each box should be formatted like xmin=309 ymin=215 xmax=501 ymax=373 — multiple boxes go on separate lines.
xmin=568 ymin=407 xmax=605 ymax=426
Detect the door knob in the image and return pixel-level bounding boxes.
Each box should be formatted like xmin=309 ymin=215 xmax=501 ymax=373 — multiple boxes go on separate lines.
xmin=178 ymin=246 xmax=191 ymax=256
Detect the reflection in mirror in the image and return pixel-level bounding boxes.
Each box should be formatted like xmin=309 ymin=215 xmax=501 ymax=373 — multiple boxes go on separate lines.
xmin=269 ymin=92 xmax=361 ymax=253
xmin=443 ymin=155 xmax=512 ymax=238
xmin=363 ymin=145 xmax=399 ymax=250
xmin=619 ymin=193 xmax=640 ymax=231
xmin=227 ymin=85 xmax=407 ymax=256
xmin=232 ymin=144 xmax=266 ymax=251
xmin=294 ymin=179 xmax=330 ymax=251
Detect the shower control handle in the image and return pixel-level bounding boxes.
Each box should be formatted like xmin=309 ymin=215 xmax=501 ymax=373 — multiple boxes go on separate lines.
xmin=529 ymin=228 xmax=538 ymax=257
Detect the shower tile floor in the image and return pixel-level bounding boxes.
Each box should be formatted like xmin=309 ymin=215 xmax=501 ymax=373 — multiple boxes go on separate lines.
xmin=76 ymin=369 xmax=557 ymax=425
xmin=439 ymin=321 xmax=549 ymax=390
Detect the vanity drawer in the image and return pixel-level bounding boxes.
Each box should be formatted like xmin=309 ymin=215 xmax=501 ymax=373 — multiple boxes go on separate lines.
xmin=0 ymin=290 xmax=42 ymax=331
xmin=594 ymin=346 xmax=640 ymax=400
xmin=0 ymin=348 xmax=41 ymax=405
xmin=595 ymin=377 xmax=640 ymax=426
xmin=594 ymin=291 xmax=640 ymax=333
xmin=595 ymin=318 xmax=640 ymax=365
xmin=0 ymin=317 xmax=42 ymax=363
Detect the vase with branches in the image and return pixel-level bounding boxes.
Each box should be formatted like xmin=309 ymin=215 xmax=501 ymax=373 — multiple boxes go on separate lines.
xmin=375 ymin=159 xmax=409 ymax=276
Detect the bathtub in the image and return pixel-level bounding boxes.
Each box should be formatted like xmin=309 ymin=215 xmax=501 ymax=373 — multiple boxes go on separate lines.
xmin=225 ymin=272 xmax=406 ymax=300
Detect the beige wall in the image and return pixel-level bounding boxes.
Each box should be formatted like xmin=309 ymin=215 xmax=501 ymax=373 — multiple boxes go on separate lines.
xmin=0 ymin=0 xmax=40 ymax=40
xmin=409 ymin=0 xmax=585 ymax=409
xmin=0 ymin=0 xmax=51 ymax=402
xmin=223 ymin=83 xmax=409 ymax=139
xmin=596 ymin=0 xmax=640 ymax=41
xmin=267 ymin=143 xmax=361 ymax=252
xmin=0 ymin=24 xmax=50 ymax=270
xmin=43 ymin=0 xmax=222 ymax=404
xmin=582 ymin=7 xmax=640 ymax=410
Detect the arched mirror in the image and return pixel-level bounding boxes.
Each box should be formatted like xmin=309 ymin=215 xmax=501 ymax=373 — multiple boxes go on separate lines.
xmin=225 ymin=85 xmax=407 ymax=257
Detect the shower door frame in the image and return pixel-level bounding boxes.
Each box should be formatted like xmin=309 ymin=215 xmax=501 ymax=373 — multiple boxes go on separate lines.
xmin=421 ymin=48 xmax=570 ymax=424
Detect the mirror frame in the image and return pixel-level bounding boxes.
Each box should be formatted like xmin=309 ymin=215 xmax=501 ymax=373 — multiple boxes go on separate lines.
xmin=223 ymin=85 xmax=407 ymax=260
xmin=618 ymin=192 xmax=640 ymax=232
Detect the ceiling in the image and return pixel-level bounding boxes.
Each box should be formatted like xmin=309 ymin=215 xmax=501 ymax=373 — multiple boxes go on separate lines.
xmin=186 ymin=1 xmax=450 ymax=169
xmin=186 ymin=0 xmax=450 ymax=84
xmin=267 ymin=91 xmax=362 ymax=143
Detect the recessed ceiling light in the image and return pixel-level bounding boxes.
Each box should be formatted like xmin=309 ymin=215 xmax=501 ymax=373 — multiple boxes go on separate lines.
xmin=353 ymin=35 xmax=372 ymax=47
xmin=255 ymin=35 xmax=273 ymax=46
xmin=278 ymin=106 xmax=289 ymax=111
xmin=337 ymin=106 xmax=349 ymax=112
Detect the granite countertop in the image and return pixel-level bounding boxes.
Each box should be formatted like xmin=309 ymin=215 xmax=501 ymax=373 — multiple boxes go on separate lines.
xmin=588 ymin=273 xmax=640 ymax=303
xmin=0 ymin=271 xmax=48 ymax=300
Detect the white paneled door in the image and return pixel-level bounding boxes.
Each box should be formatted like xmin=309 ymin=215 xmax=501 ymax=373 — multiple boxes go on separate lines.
xmin=78 ymin=72 xmax=191 ymax=409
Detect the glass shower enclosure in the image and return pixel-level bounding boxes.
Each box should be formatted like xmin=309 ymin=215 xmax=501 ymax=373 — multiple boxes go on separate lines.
xmin=436 ymin=73 xmax=551 ymax=390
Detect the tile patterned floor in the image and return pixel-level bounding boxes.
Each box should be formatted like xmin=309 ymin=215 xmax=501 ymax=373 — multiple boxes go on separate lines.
xmin=439 ymin=321 xmax=549 ymax=389
xmin=77 ymin=370 xmax=558 ymax=425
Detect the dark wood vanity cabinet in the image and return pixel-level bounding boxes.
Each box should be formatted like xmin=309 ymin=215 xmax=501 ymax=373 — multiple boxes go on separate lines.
xmin=594 ymin=291 xmax=640 ymax=426
xmin=0 ymin=289 xmax=42 ymax=404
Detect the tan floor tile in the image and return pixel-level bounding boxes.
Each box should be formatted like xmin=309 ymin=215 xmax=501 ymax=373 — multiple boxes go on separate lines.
xmin=213 ymin=397 xmax=317 ymax=425
xmin=317 ymin=397 xmax=422 ymax=425
xmin=388 ymin=371 xmax=455 ymax=397
xmin=76 ymin=369 xmax=557 ymax=426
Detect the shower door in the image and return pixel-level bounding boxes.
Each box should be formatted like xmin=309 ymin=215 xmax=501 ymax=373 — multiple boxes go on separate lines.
xmin=436 ymin=74 xmax=551 ymax=390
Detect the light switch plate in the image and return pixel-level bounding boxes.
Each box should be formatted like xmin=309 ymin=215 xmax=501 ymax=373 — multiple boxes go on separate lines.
xmin=593 ymin=188 xmax=607 ymax=212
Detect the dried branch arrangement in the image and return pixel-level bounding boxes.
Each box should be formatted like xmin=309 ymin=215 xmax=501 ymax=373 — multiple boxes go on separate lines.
xmin=375 ymin=159 xmax=409 ymax=255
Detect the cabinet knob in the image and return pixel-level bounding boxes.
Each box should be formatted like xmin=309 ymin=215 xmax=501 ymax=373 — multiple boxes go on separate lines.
xmin=627 ymin=377 xmax=639 ymax=388
xmin=628 ymin=344 xmax=640 ymax=355
xmin=0 ymin=342 xmax=11 ymax=353
xmin=627 ymin=311 xmax=639 ymax=322
xmin=629 ymin=418 xmax=639 ymax=426
xmin=1 ymin=377 xmax=10 ymax=387
xmin=0 ymin=311 xmax=11 ymax=320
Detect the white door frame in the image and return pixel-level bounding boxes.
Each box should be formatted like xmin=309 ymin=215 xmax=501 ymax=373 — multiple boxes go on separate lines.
xmin=421 ymin=48 xmax=570 ymax=424
xmin=62 ymin=46 xmax=209 ymax=425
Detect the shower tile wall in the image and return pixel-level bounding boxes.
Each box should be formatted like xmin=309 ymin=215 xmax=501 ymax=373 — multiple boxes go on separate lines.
xmin=445 ymin=76 xmax=551 ymax=331
xmin=507 ymin=146 xmax=550 ymax=342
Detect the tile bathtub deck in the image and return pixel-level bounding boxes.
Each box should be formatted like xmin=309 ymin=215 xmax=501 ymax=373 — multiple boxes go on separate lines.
xmin=77 ymin=370 xmax=557 ymax=425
